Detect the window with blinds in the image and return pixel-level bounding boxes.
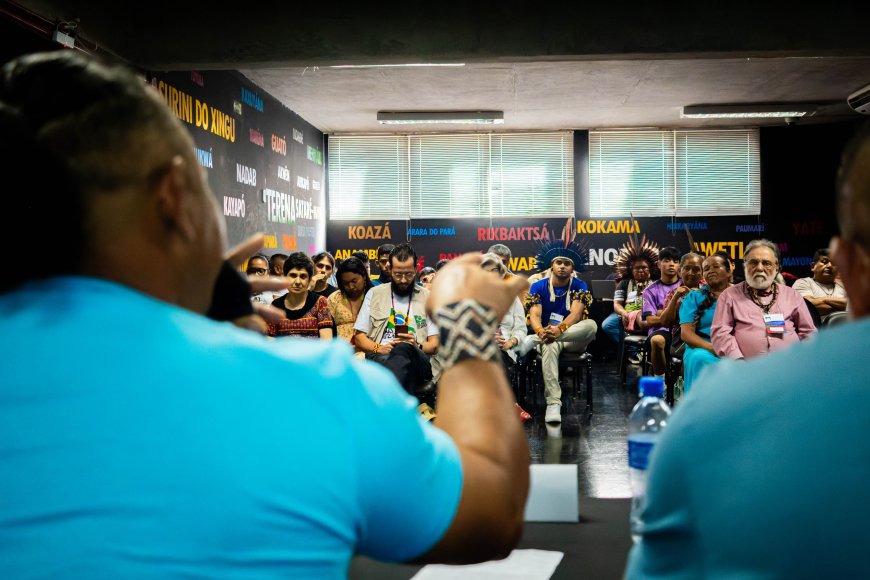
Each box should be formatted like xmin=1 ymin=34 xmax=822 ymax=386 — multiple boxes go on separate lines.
xmin=328 ymin=132 xmax=573 ymax=220
xmin=589 ymin=129 xmax=760 ymax=217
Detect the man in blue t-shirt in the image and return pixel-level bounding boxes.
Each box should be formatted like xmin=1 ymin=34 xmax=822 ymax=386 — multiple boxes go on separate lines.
xmin=0 ymin=50 xmax=530 ymax=578
xmin=526 ymin=256 xmax=597 ymax=423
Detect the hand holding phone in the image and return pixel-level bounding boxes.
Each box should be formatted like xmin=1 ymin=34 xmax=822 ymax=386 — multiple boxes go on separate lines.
xmin=395 ymin=324 xmax=409 ymax=335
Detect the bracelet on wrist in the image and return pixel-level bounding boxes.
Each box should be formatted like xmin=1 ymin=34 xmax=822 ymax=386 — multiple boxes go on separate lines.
xmin=434 ymin=300 xmax=501 ymax=370
xmin=372 ymin=343 xmax=379 ymax=354
xmin=558 ymin=322 xmax=568 ymax=332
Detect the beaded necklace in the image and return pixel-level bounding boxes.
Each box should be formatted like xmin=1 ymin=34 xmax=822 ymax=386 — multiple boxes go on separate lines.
xmin=746 ymin=283 xmax=778 ymax=314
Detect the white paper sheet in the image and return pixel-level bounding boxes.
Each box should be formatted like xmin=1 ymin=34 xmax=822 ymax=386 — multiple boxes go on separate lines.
xmin=410 ymin=549 xmax=564 ymax=580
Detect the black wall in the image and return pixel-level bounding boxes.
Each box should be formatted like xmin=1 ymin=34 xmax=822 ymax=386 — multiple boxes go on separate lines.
xmin=146 ymin=70 xmax=326 ymax=255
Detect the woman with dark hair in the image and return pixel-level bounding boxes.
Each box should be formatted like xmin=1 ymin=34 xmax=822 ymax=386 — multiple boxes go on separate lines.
xmin=678 ymin=253 xmax=733 ymax=393
xmin=328 ymin=256 xmax=373 ymax=351
xmin=269 ymin=252 xmax=333 ymax=340
xmin=309 ymin=251 xmax=338 ymax=298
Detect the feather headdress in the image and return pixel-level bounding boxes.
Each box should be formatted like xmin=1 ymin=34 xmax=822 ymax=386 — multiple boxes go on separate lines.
xmin=534 ymin=218 xmax=589 ymax=274
xmin=614 ymin=233 xmax=659 ymax=283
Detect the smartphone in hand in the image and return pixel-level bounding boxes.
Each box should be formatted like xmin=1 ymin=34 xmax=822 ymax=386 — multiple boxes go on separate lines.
xmin=395 ymin=324 xmax=409 ymax=335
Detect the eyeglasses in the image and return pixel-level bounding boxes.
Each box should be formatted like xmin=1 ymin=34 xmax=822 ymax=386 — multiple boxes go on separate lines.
xmin=746 ymin=259 xmax=776 ymax=269
xmin=391 ymin=271 xmax=416 ymax=280
xmin=632 ymin=266 xmax=650 ymax=271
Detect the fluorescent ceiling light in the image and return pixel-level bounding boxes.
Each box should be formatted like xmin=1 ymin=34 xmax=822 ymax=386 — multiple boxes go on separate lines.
xmin=329 ymin=63 xmax=465 ymax=69
xmin=377 ymin=111 xmax=504 ymax=125
xmin=681 ymin=104 xmax=818 ymax=119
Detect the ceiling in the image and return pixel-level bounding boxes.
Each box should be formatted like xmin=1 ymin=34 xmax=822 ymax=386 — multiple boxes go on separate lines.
xmin=9 ymin=1 xmax=870 ymax=133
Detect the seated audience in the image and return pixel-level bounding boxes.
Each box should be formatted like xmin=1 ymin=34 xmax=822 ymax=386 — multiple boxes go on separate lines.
xmin=268 ymin=252 xmax=333 ymax=339
xmin=602 ymin=236 xmax=659 ymax=345
xmin=310 ymin=251 xmax=338 ymax=298
xmin=327 ymin=256 xmax=372 ymax=350
xmin=711 ymin=239 xmax=816 ymax=359
xmin=678 ymin=253 xmax=732 ymax=393
xmin=353 ymin=243 xmax=439 ymax=399
xmin=0 ymin=50 xmax=530 ymax=576
xmin=792 ymin=248 xmax=848 ymax=322
xmin=641 ymin=246 xmax=682 ymax=378
xmin=625 ymin=121 xmax=870 ymax=580
xmin=525 ymin=241 xmax=597 ymax=424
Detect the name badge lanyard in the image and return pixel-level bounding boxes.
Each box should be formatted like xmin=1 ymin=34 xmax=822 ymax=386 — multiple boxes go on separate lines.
xmin=748 ymin=284 xmax=784 ymax=335
xmin=391 ymin=290 xmax=411 ymax=326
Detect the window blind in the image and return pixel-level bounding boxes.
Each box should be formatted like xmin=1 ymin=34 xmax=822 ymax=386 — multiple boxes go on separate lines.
xmin=674 ymin=130 xmax=761 ymax=216
xmin=328 ymin=132 xmax=574 ymax=219
xmin=589 ymin=129 xmax=760 ymax=217
xmin=327 ymin=135 xmax=409 ymax=220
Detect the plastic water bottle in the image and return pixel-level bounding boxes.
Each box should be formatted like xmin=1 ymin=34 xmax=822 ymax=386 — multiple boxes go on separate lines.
xmin=628 ymin=376 xmax=671 ymax=542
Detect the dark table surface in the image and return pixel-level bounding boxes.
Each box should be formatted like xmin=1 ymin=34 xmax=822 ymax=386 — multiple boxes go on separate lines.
xmin=349 ymin=497 xmax=632 ymax=580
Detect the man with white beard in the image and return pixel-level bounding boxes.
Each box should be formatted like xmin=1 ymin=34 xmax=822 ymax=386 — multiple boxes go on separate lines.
xmin=710 ymin=239 xmax=816 ymax=360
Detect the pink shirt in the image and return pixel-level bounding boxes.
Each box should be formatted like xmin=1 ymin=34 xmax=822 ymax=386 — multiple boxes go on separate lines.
xmin=711 ymin=282 xmax=817 ymax=359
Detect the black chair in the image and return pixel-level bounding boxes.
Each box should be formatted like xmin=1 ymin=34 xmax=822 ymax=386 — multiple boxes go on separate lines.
xmin=558 ymin=351 xmax=595 ymax=413
xmin=526 ymin=350 xmax=595 ymax=415
xmin=824 ymin=311 xmax=849 ymax=327
xmin=619 ymin=333 xmax=648 ymax=384
xmin=513 ymin=351 xmax=538 ymax=410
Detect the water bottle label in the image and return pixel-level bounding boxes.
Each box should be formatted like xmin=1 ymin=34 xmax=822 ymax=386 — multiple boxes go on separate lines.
xmin=628 ymin=440 xmax=654 ymax=470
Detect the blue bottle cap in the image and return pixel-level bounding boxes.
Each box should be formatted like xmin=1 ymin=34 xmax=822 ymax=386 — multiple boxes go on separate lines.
xmin=639 ymin=376 xmax=665 ymax=398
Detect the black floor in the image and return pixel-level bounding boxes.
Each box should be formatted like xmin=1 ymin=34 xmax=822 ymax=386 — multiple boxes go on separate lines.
xmin=522 ymin=356 xmax=641 ymax=498
xmin=349 ymin=357 xmax=640 ymax=579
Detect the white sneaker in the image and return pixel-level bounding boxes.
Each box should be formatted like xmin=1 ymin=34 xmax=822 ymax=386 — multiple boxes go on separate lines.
xmin=545 ymin=404 xmax=562 ymax=424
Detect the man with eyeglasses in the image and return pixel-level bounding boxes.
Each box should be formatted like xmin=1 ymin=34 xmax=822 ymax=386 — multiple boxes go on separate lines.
xmin=354 ymin=242 xmax=439 ymax=401
xmin=246 ymin=254 xmax=275 ymax=305
xmin=710 ymin=239 xmax=816 ymax=360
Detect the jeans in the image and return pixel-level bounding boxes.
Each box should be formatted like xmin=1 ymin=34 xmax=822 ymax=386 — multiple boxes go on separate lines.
xmin=602 ymin=312 xmax=623 ymax=343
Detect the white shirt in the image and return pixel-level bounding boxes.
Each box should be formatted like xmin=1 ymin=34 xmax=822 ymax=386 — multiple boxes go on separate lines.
xmin=354 ymin=290 xmax=439 ymax=345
